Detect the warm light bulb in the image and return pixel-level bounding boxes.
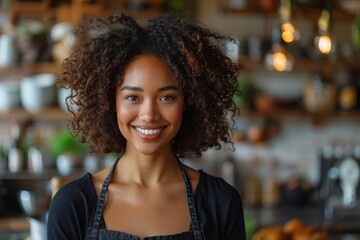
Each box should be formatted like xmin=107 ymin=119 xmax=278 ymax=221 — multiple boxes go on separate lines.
xmin=315 ymin=9 xmax=332 ymax=55
xmin=265 ymin=44 xmax=294 ymax=72
xmin=315 ymin=35 xmax=332 ymax=55
xmin=281 ymin=22 xmax=296 ymax=43
xmin=273 ymin=52 xmax=287 ymax=71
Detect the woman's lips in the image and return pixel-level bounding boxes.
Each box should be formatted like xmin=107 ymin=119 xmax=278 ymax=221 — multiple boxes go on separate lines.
xmin=135 ymin=127 xmax=163 ymax=135
xmin=133 ymin=126 xmax=165 ymax=139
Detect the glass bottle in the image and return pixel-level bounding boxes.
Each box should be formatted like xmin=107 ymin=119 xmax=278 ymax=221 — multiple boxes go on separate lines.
xmin=243 ymin=156 xmax=262 ymax=207
xmin=303 ymin=70 xmax=337 ymax=114
xmin=8 ymin=138 xmax=23 ymax=173
xmin=261 ymin=157 xmax=280 ymax=207
xmin=335 ymin=69 xmax=358 ymax=111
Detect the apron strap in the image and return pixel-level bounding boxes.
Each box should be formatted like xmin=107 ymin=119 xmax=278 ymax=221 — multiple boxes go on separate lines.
xmin=179 ymin=160 xmax=205 ymax=240
xmin=87 ymin=157 xmax=120 ymax=239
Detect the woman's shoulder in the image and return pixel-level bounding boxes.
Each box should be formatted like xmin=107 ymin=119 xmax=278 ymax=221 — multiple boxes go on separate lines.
xmin=196 ymin=171 xmax=246 ymax=239
xmin=196 ymin=170 xmax=241 ymax=200
xmin=48 ymin=173 xmax=98 ymax=239
xmin=51 ymin=173 xmax=97 ymax=205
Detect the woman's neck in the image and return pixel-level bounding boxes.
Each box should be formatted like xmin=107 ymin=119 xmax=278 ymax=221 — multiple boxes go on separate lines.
xmin=114 ymin=148 xmax=181 ymax=187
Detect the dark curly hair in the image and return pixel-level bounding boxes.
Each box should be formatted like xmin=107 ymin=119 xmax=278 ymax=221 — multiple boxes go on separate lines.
xmin=58 ymin=12 xmax=241 ymax=157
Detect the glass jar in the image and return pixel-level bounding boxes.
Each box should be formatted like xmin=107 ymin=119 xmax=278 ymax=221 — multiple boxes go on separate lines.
xmin=303 ymin=73 xmax=337 ymax=114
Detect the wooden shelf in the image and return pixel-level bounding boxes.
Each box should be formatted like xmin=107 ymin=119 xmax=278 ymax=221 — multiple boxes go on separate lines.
xmin=239 ymin=57 xmax=360 ymax=73
xmin=220 ymin=4 xmax=356 ymax=21
xmin=0 ymin=168 xmax=84 ymax=181
xmin=0 ymin=107 xmax=71 ymax=122
xmin=293 ymin=7 xmax=356 ymax=22
xmin=0 ymin=62 xmax=60 ymax=78
xmin=119 ymin=8 xmax=163 ymax=21
xmin=20 ymin=62 xmax=61 ymax=75
xmin=0 ymin=217 xmax=29 ymax=234
xmin=238 ymin=107 xmax=360 ymax=121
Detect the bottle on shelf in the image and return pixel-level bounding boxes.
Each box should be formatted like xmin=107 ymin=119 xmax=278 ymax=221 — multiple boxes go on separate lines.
xmin=219 ymin=152 xmax=237 ymax=187
xmin=303 ymin=68 xmax=337 ymax=114
xmin=261 ymin=157 xmax=281 ymax=207
xmin=335 ymin=68 xmax=358 ymax=111
xmin=243 ymin=155 xmax=262 ymax=207
xmin=26 ymin=129 xmax=44 ymax=173
xmin=8 ymin=122 xmax=24 ymax=173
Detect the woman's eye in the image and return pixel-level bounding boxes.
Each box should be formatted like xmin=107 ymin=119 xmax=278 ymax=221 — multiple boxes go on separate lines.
xmin=160 ymin=95 xmax=176 ymax=102
xmin=125 ymin=95 xmax=139 ymax=102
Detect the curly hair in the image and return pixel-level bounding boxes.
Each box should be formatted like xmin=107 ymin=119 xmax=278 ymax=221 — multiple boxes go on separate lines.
xmin=58 ymin=12 xmax=241 ymax=157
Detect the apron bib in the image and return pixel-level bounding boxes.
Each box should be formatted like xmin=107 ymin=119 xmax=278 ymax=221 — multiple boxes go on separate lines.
xmin=86 ymin=158 xmax=205 ymax=240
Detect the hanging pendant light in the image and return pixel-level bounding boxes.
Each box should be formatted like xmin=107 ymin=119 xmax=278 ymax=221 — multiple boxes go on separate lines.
xmin=314 ymin=1 xmax=333 ymax=55
xmin=264 ymin=21 xmax=294 ymax=72
xmin=278 ymin=0 xmax=299 ymax=43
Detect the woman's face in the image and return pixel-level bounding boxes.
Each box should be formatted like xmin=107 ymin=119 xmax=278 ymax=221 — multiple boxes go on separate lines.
xmin=115 ymin=55 xmax=184 ymax=156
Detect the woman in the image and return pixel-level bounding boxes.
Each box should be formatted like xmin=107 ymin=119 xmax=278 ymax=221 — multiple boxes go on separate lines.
xmin=47 ymin=12 xmax=245 ymax=240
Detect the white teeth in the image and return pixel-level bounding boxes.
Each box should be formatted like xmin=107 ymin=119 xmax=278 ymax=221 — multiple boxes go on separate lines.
xmin=136 ymin=127 xmax=162 ymax=135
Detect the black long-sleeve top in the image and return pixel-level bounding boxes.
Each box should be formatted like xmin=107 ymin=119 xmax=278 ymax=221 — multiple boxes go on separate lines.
xmin=47 ymin=170 xmax=246 ymax=240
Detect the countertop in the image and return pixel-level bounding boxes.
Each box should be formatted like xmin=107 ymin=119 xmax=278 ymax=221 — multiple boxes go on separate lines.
xmin=247 ymin=205 xmax=360 ymax=231
xmin=247 ymin=205 xmax=360 ymax=240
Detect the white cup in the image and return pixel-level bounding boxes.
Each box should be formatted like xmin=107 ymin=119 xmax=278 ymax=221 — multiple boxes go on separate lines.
xmin=20 ymin=73 xmax=57 ymax=112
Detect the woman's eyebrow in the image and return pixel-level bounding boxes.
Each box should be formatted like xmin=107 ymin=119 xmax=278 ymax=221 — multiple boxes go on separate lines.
xmin=120 ymin=86 xmax=143 ymax=92
xmin=120 ymin=85 xmax=179 ymax=92
xmin=158 ymin=85 xmax=179 ymax=92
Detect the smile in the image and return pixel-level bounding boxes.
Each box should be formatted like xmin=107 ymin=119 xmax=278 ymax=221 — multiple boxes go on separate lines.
xmin=135 ymin=127 xmax=163 ymax=135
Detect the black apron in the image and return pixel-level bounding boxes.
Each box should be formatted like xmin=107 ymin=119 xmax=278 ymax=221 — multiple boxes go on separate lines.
xmin=86 ymin=158 xmax=205 ymax=240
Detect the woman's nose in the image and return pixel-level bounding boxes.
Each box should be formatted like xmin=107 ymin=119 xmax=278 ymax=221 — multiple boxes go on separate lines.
xmin=139 ymin=100 xmax=160 ymax=122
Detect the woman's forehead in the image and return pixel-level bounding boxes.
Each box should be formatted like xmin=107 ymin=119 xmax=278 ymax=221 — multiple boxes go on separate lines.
xmin=121 ymin=54 xmax=176 ymax=86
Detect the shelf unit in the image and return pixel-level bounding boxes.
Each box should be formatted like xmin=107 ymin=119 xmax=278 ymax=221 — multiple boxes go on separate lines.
xmin=219 ymin=1 xmax=359 ymax=74
xmin=218 ymin=2 xmax=360 ymax=123
xmin=0 ymin=0 xmax=198 ymax=121
xmin=239 ymin=57 xmax=360 ymax=73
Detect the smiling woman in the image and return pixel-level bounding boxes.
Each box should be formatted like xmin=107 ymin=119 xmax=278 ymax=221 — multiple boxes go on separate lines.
xmin=115 ymin=55 xmax=184 ymax=156
xmin=47 ymin=12 xmax=245 ymax=240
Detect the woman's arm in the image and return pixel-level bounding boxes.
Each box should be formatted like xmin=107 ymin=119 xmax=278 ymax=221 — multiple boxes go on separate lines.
xmin=223 ymin=190 xmax=247 ymax=240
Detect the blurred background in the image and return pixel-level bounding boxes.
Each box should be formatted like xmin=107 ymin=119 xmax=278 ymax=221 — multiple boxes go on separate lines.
xmin=0 ymin=0 xmax=359 ymax=239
